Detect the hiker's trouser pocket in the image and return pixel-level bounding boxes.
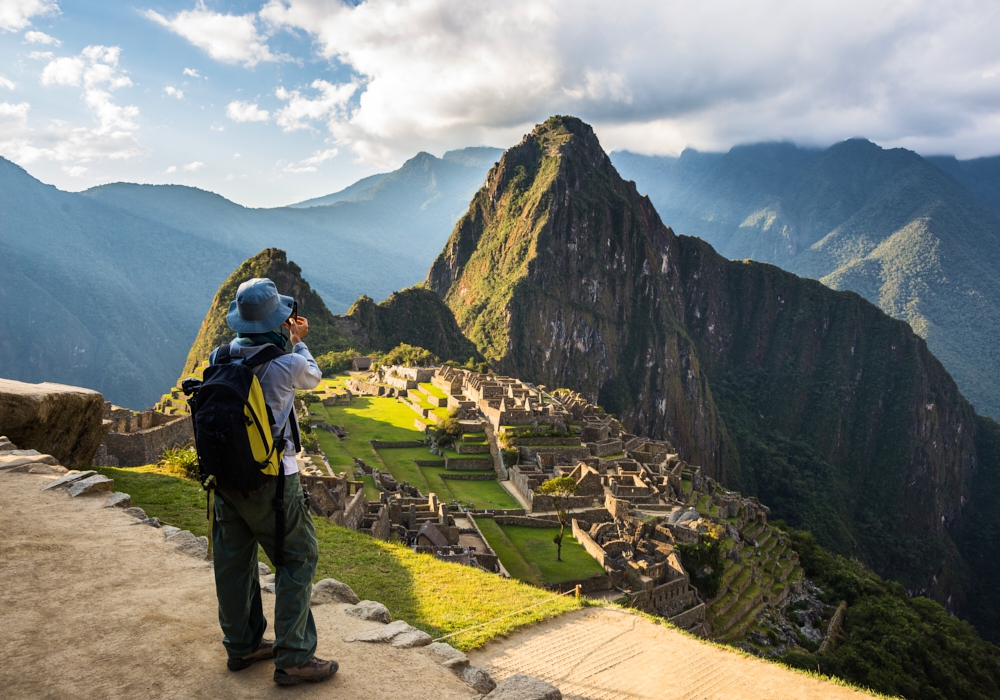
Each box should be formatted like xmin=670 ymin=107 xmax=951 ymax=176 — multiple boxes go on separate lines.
xmin=213 ymin=474 xmax=319 ymax=668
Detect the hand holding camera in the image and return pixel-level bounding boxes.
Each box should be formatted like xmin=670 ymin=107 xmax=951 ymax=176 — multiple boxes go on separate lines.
xmin=286 ymin=315 xmax=309 ymax=345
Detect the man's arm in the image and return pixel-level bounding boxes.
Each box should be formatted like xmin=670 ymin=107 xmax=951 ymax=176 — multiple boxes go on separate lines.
xmin=287 ymin=316 xmax=322 ymax=389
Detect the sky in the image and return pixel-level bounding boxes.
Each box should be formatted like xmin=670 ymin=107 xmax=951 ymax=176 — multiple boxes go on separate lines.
xmin=2 ymin=0 xmax=1000 ymax=208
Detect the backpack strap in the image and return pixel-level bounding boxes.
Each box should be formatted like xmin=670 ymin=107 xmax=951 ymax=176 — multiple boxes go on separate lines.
xmin=212 ymin=343 xmax=233 ymax=365
xmin=243 ymin=344 xmax=285 ymax=369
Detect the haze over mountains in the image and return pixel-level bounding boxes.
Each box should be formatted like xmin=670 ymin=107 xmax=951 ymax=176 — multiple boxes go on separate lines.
xmin=611 ymin=143 xmax=1000 ymax=420
xmin=0 ymin=148 xmax=499 ymax=409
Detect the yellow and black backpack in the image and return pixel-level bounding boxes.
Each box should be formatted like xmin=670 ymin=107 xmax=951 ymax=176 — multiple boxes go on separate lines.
xmin=183 ymin=343 xmax=299 ymax=565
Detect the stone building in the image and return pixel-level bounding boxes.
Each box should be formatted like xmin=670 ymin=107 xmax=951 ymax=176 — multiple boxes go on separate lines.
xmin=92 ymin=403 xmax=193 ymax=467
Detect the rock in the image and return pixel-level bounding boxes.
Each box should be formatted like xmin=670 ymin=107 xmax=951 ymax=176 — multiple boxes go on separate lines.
xmin=461 ymin=666 xmax=497 ymax=695
xmin=483 ymin=674 xmax=561 ymax=700
xmin=311 ymin=578 xmax=360 ymax=606
xmin=390 ymin=628 xmax=432 ymax=648
xmin=164 ymin=530 xmax=209 ymax=559
xmin=123 ymin=507 xmax=148 ymax=520
xmin=344 ymin=600 xmax=392 ymax=624
xmin=0 ymin=379 xmax=107 ymax=468
xmin=425 ymin=641 xmax=469 ymax=669
xmin=67 ymin=474 xmax=114 ymax=497
xmin=0 ymin=436 xmax=15 ymax=451
xmin=161 ymin=525 xmax=181 ymax=538
xmin=263 ymin=573 xmax=276 ymax=584
xmin=0 ymin=451 xmax=59 ymax=471
xmin=263 ymin=583 xmax=276 ymax=593
xmin=258 ymin=562 xmax=271 ymax=576
xmin=344 ymin=619 xmax=411 ymax=643
xmin=104 ymin=492 xmax=132 ymax=508
xmin=132 ymin=517 xmax=161 ymax=528
xmin=27 ymin=464 xmax=69 ymax=476
xmin=41 ymin=470 xmax=95 ymax=490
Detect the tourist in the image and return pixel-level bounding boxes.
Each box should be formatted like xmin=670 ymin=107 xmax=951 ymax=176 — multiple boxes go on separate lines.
xmin=209 ymin=277 xmax=336 ymax=686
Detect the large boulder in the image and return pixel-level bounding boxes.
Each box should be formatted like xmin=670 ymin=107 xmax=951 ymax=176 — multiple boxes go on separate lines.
xmin=0 ymin=379 xmax=106 ymax=468
xmin=483 ymin=675 xmax=561 ymax=700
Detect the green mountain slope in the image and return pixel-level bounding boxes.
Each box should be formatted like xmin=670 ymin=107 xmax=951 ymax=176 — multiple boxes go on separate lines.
xmin=611 ymin=142 xmax=1000 ymax=421
xmin=428 ymin=115 xmax=1000 ymax=640
xmin=0 ymin=157 xmax=245 ymax=409
xmin=183 ymin=248 xmax=479 ymax=374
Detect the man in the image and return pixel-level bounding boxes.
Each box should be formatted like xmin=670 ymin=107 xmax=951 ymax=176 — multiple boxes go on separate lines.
xmin=208 ymin=277 xmax=336 ymax=686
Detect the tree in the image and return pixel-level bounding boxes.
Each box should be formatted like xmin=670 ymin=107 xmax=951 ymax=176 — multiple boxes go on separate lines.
xmin=535 ymin=476 xmax=578 ymax=562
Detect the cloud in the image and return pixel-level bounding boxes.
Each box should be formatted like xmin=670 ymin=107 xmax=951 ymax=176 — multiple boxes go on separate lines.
xmin=145 ymin=2 xmax=282 ymax=67
xmin=164 ymin=85 xmax=184 ymax=99
xmin=226 ymin=99 xmax=270 ymax=122
xmin=0 ymin=75 xmax=14 ymax=89
xmin=23 ymin=29 xmax=58 ymax=44
xmin=183 ymin=160 xmax=204 ymax=171
xmin=0 ymin=0 xmax=58 ymax=33
xmin=28 ymin=50 xmax=51 ymax=60
xmin=183 ymin=67 xmax=201 ymax=78
xmin=61 ymin=164 xmax=86 ymax=176
xmin=0 ymin=45 xmax=141 ymax=167
xmin=283 ymin=147 xmax=338 ymax=172
xmin=253 ymin=0 xmax=1000 ymax=161
xmin=274 ymin=79 xmax=355 ymax=132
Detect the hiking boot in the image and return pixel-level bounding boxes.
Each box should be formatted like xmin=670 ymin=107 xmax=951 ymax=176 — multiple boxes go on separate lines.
xmin=227 ymin=639 xmax=275 ymax=671
xmin=273 ymin=657 xmax=339 ymax=685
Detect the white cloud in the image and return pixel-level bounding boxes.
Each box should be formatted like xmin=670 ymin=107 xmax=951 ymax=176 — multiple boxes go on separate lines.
xmin=62 ymin=164 xmax=86 ymax=177
xmin=0 ymin=75 xmax=14 ymax=89
xmin=145 ymin=3 xmax=282 ymax=67
xmin=274 ymin=79 xmax=355 ymax=132
xmin=183 ymin=160 xmax=205 ymax=171
xmin=226 ymin=99 xmax=270 ymax=122
xmin=27 ymin=50 xmax=51 ymax=60
xmin=233 ymin=152 xmax=241 ymax=158
xmin=0 ymin=0 xmax=58 ymax=33
xmin=253 ymin=0 xmax=1000 ymax=162
xmin=23 ymin=29 xmax=58 ymax=44
xmin=283 ymin=147 xmax=338 ymax=173
xmin=165 ymin=165 xmax=177 ymax=173
xmin=0 ymin=45 xmax=142 ymax=168
xmin=183 ymin=67 xmax=201 ymax=78
xmin=164 ymin=85 xmax=184 ymax=99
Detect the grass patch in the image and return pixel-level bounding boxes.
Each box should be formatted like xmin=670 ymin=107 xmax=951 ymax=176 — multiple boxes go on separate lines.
xmin=96 ymin=464 xmax=208 ymax=537
xmin=418 ymin=382 xmax=448 ymax=400
xmin=476 ymin=520 xmax=606 ymax=586
xmin=420 ymin=467 xmax=519 ymax=509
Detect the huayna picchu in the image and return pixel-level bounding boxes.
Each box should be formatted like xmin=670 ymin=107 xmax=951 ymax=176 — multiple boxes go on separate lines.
xmin=427 ymin=115 xmax=1000 ymax=645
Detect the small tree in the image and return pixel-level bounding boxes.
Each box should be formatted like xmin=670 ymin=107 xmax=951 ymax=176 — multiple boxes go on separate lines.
xmin=535 ymin=476 xmax=578 ymax=562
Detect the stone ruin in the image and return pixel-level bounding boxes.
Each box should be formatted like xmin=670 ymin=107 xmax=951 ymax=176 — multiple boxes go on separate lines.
xmin=92 ymin=402 xmax=193 ymax=468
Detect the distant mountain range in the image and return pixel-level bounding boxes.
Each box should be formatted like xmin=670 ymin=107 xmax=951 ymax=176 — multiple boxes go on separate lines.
xmin=0 ymin=147 xmax=499 ymax=409
xmin=611 ymin=142 xmax=1000 ymax=420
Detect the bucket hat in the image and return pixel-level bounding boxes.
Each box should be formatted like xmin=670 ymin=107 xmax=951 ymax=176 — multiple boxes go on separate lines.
xmin=226 ymin=278 xmax=295 ymax=334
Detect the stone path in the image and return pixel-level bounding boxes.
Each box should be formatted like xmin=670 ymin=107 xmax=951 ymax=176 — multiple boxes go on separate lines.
xmin=469 ymin=607 xmax=880 ymax=700
xmin=0 ymin=468 xmax=474 ymax=700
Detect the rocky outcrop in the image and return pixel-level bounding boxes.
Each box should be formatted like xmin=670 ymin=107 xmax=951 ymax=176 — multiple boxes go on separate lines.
xmin=0 ymin=379 xmax=107 ymax=468
xmin=311 ymin=578 xmax=361 ymax=606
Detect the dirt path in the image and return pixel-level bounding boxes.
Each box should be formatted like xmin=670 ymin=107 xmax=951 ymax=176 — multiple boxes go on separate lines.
xmin=469 ymin=606 xmax=881 ymax=700
xmin=0 ymin=469 xmax=474 ymax=700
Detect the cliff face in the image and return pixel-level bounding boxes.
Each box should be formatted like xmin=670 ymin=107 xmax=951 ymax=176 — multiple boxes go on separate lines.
xmin=428 ymin=116 xmax=991 ymax=626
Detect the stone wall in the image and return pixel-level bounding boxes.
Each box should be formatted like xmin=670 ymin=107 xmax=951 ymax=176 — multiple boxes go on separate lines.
xmin=572 ymin=519 xmax=610 ymax=569
xmin=440 ymin=473 xmax=497 ymax=481
xmin=494 ymin=515 xmax=560 ymax=527
xmin=96 ymin=415 xmax=193 ymax=468
xmin=668 ymin=602 xmax=707 ymax=631
xmin=342 ymin=490 xmax=366 ymax=531
xmin=370 ymin=440 xmax=427 ymax=449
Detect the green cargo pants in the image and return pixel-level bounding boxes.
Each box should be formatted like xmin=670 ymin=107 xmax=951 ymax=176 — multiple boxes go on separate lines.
xmin=212 ymin=473 xmax=319 ymax=669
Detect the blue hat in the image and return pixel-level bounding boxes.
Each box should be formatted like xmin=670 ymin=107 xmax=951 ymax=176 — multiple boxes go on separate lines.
xmin=226 ymin=278 xmax=295 ymax=334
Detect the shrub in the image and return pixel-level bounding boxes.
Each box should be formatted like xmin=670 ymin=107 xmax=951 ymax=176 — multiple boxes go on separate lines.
xmin=158 ymin=444 xmax=199 ymax=480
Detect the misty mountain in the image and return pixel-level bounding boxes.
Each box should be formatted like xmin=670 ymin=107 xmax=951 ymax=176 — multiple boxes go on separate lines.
xmin=611 ymin=141 xmax=1000 ymax=420
xmin=0 ymin=147 xmax=499 ymax=409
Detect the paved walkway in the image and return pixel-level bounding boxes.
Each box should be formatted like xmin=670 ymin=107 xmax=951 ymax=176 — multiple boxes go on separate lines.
xmin=469 ymin=607 xmax=880 ymax=700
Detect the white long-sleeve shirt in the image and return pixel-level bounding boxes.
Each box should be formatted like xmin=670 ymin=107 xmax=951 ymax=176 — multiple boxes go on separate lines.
xmin=210 ymin=340 xmax=322 ymax=475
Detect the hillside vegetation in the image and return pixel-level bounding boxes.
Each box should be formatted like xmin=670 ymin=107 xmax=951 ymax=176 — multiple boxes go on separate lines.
xmin=428 ymin=115 xmax=1000 ymax=643
xmin=180 ymin=247 xmax=480 ymax=378
xmin=612 ymin=142 xmax=1000 ymax=421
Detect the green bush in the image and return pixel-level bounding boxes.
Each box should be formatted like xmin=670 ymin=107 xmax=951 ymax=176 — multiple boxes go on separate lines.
xmin=316 ymin=349 xmax=360 ymax=376
xmin=378 ymin=343 xmax=437 ymax=367
xmin=158 ymin=445 xmax=199 ymax=480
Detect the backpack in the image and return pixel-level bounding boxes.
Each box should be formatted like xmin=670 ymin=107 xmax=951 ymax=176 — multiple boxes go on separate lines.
xmin=183 ymin=343 xmax=300 ymax=566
